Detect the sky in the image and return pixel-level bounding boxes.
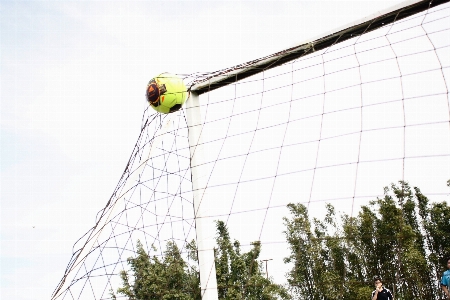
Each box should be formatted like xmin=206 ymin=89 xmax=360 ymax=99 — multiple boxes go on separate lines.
xmin=0 ymin=0 xmax=443 ymax=299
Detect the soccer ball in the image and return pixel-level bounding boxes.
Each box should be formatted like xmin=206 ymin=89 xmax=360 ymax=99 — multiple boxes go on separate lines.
xmin=146 ymin=73 xmax=188 ymax=114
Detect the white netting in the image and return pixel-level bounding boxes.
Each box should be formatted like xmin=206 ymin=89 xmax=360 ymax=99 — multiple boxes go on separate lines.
xmin=52 ymin=2 xmax=450 ymax=299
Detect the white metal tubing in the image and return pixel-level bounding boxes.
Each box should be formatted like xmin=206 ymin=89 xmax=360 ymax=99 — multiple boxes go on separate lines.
xmin=185 ymin=93 xmax=219 ymax=300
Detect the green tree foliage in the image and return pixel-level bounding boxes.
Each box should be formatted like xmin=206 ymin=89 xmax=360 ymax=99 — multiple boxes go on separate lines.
xmin=114 ymin=221 xmax=290 ymax=300
xmin=114 ymin=240 xmax=201 ymax=300
xmin=284 ymin=181 xmax=449 ymax=300
xmin=415 ymin=183 xmax=450 ymax=287
xmin=214 ymin=220 xmax=290 ymax=300
xmin=283 ymin=202 xmax=319 ymax=299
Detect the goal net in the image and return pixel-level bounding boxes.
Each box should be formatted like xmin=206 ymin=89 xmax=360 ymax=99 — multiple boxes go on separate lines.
xmin=52 ymin=0 xmax=450 ymax=299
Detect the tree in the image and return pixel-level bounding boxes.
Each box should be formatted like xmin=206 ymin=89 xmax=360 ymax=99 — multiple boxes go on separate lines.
xmin=342 ymin=209 xmax=376 ymax=299
xmin=415 ymin=181 xmax=450 ymax=297
xmin=113 ymin=240 xmax=201 ymax=300
xmin=284 ymin=181 xmax=446 ymax=300
xmin=375 ymin=181 xmax=435 ymax=299
xmin=214 ymin=220 xmax=290 ymax=300
xmin=283 ymin=203 xmax=323 ymax=300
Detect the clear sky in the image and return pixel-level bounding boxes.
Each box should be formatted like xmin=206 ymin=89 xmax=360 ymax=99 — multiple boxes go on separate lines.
xmin=0 ymin=1 xmax=437 ymax=299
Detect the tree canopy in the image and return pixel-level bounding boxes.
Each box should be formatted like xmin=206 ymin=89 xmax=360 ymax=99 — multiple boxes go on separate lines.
xmin=114 ymin=221 xmax=288 ymax=299
xmin=114 ymin=240 xmax=200 ymax=300
xmin=283 ymin=181 xmax=450 ymax=300
xmin=214 ymin=220 xmax=290 ymax=300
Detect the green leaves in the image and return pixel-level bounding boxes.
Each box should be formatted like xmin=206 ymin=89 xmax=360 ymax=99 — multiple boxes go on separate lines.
xmin=114 ymin=221 xmax=289 ymax=300
xmin=283 ymin=181 xmax=449 ymax=300
xmin=115 ymin=240 xmax=201 ymax=300
xmin=214 ymin=220 xmax=290 ymax=300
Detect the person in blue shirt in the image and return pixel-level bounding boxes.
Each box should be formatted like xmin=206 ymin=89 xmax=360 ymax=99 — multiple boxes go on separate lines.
xmin=442 ymin=258 xmax=450 ymax=299
xmin=371 ymin=275 xmax=393 ymax=300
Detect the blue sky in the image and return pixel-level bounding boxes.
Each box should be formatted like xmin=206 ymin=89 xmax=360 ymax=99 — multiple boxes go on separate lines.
xmin=1 ymin=1 xmax=426 ymax=299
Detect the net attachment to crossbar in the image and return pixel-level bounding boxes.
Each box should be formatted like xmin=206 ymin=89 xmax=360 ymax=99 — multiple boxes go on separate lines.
xmin=52 ymin=0 xmax=450 ymax=299
xmin=190 ymin=0 xmax=450 ymax=95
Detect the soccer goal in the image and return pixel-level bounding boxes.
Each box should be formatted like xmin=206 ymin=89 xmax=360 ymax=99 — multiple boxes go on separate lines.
xmin=52 ymin=0 xmax=450 ymax=299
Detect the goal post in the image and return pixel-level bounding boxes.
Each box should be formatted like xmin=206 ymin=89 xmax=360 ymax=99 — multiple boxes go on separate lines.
xmin=185 ymin=92 xmax=219 ymax=300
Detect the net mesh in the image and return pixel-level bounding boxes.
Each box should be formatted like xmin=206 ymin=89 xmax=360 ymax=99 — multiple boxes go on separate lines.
xmin=52 ymin=2 xmax=450 ymax=299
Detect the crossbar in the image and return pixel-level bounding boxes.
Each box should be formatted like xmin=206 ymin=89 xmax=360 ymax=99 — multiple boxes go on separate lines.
xmin=190 ymin=0 xmax=449 ymax=95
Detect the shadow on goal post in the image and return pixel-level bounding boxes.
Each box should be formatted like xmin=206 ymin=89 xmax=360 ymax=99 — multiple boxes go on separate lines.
xmin=52 ymin=0 xmax=450 ymax=299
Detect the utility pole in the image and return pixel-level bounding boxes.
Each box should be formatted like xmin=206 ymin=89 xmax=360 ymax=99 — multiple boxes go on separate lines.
xmin=261 ymin=259 xmax=273 ymax=279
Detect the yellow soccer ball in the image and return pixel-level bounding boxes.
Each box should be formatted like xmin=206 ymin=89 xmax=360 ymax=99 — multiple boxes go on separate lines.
xmin=146 ymin=73 xmax=188 ymax=114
